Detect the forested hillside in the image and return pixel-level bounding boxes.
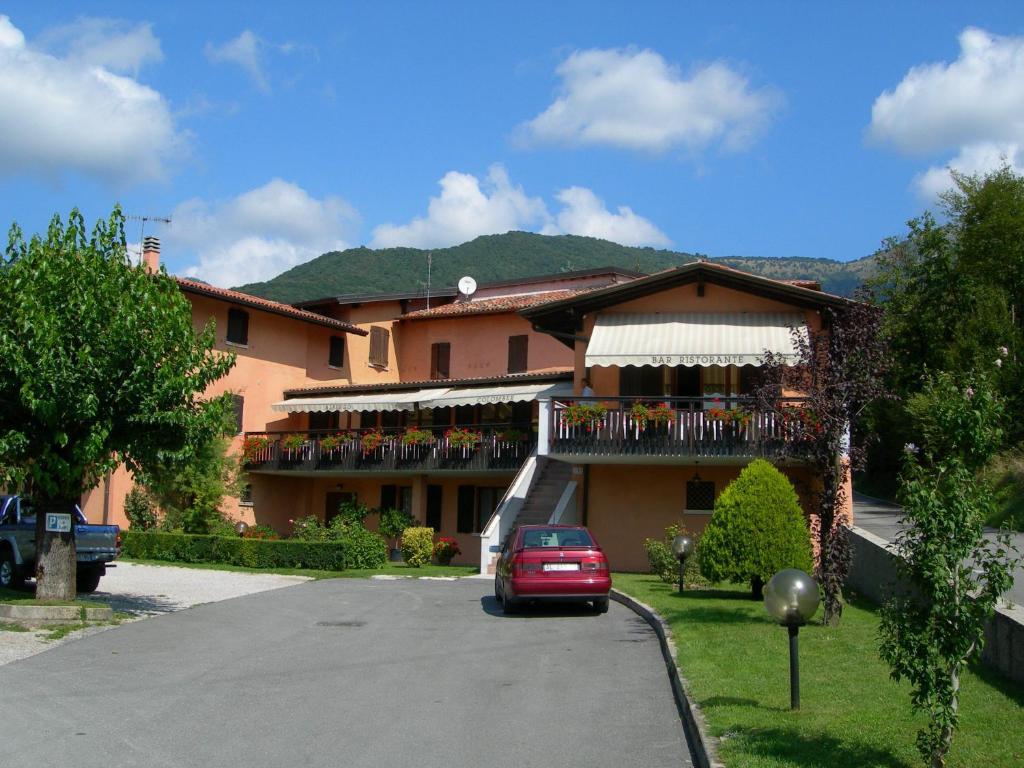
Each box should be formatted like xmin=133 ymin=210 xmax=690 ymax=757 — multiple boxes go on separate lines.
xmin=234 ymin=231 xmax=876 ymax=303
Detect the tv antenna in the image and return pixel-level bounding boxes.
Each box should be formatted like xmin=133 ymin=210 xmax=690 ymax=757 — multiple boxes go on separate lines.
xmin=125 ymin=214 xmax=171 ymax=260
xmin=426 ymin=251 xmax=433 ymax=310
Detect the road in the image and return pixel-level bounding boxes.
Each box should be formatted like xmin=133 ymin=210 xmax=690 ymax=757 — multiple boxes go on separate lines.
xmin=0 ymin=578 xmax=693 ymax=768
xmin=853 ymin=493 xmax=1024 ymax=606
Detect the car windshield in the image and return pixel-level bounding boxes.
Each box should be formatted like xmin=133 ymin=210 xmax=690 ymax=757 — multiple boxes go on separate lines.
xmin=521 ymin=528 xmax=594 ymax=549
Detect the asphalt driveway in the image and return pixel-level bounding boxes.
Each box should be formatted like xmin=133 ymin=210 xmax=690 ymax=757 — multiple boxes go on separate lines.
xmin=0 ymin=578 xmax=692 ymax=768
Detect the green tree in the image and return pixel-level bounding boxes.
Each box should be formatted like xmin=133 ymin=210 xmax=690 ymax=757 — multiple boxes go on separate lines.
xmin=879 ymin=371 xmax=1019 ymax=768
xmin=699 ymin=460 xmax=813 ymax=599
xmin=0 ymin=208 xmax=234 ymax=599
xmin=141 ymin=405 xmax=240 ymax=534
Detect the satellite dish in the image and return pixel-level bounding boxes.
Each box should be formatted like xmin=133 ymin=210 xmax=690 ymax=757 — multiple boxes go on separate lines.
xmin=458 ymin=275 xmax=477 ymax=296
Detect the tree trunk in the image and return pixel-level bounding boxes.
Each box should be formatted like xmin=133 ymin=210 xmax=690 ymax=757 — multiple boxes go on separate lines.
xmin=820 ymin=452 xmax=848 ymax=626
xmin=751 ymin=575 xmax=764 ymax=601
xmin=34 ymin=496 xmax=78 ymax=601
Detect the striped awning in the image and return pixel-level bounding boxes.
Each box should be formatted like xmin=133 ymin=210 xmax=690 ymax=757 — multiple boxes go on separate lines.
xmin=585 ymin=312 xmax=808 ymax=368
xmin=271 ymin=388 xmax=449 ymax=413
xmin=272 ymin=381 xmax=573 ymax=413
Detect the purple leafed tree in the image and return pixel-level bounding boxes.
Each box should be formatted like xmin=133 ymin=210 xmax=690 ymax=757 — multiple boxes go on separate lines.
xmin=756 ymin=298 xmax=891 ymax=625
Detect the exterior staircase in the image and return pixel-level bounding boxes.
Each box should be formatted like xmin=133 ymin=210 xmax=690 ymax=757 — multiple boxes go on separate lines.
xmin=481 ymin=457 xmax=575 ymax=575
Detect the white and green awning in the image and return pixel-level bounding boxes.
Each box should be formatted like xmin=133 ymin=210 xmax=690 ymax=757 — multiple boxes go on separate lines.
xmin=585 ymin=312 xmax=808 ymax=368
xmin=271 ymin=388 xmax=448 ymax=413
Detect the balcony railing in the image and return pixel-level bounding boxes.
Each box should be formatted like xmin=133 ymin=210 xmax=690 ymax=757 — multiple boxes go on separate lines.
xmin=548 ymin=397 xmax=817 ymax=460
xmin=242 ymin=426 xmax=536 ymax=473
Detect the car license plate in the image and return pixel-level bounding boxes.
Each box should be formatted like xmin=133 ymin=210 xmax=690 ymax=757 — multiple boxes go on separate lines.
xmin=543 ymin=562 xmax=580 ymax=572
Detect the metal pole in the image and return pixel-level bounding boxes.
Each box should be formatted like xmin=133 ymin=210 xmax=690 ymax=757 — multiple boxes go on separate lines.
xmin=788 ymin=624 xmax=800 ymax=710
xmin=678 ymin=557 xmax=686 ymax=594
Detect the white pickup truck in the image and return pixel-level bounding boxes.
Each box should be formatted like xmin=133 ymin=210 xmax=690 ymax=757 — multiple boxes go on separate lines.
xmin=0 ymin=495 xmax=121 ymax=593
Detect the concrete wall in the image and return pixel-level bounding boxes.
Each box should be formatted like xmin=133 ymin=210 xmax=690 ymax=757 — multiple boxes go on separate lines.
xmin=846 ymin=525 xmax=1024 ymax=685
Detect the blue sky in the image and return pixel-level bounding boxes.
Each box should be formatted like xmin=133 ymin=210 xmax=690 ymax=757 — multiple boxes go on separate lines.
xmin=1 ymin=2 xmax=1023 ymax=287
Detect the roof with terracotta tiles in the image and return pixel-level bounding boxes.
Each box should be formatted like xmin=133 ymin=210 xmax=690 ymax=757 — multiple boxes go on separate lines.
xmin=283 ymin=368 xmax=574 ymax=397
xmin=400 ymin=290 xmax=582 ymax=320
xmin=175 ymin=277 xmax=367 ymax=335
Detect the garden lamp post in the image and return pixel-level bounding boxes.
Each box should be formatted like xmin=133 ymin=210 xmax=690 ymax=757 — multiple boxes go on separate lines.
xmin=671 ymin=535 xmax=694 ymax=594
xmin=235 ymin=521 xmax=249 ymax=536
xmin=764 ymin=568 xmax=819 ymax=710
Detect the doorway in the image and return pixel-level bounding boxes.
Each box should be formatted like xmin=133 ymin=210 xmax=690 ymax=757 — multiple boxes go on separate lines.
xmin=325 ymin=491 xmax=355 ymax=525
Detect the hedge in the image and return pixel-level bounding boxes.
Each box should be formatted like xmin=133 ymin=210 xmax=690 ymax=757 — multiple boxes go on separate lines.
xmin=121 ymin=530 xmax=386 ymax=570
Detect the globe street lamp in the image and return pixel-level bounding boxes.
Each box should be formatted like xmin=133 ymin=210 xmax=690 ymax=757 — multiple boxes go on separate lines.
xmin=234 ymin=520 xmax=249 ymax=536
xmin=671 ymin=535 xmax=695 ymax=595
xmin=764 ymin=568 xmax=820 ymax=710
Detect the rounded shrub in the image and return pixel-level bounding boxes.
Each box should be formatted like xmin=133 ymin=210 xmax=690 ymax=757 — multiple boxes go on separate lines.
xmin=400 ymin=526 xmax=435 ymax=567
xmin=698 ymin=459 xmax=813 ymax=598
xmin=332 ymin=523 xmax=388 ymax=569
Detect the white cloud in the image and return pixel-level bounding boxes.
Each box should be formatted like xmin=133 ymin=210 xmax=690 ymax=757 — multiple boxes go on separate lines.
xmin=40 ymin=17 xmax=162 ymax=76
xmin=0 ymin=14 xmax=183 ymax=184
xmin=870 ymin=28 xmax=1024 ymax=155
xmin=371 ymin=165 xmax=551 ymax=249
xmin=204 ymin=29 xmax=310 ymax=92
xmin=370 ymin=164 xmax=669 ymax=249
xmin=869 ymin=28 xmax=1024 ymax=197
xmin=554 ymin=187 xmax=670 ymax=247
xmin=519 ymin=47 xmax=781 ymax=153
xmin=914 ymin=142 xmax=1024 ymax=199
xmin=172 ymin=179 xmax=359 ymax=288
xmin=205 ymin=30 xmax=267 ymax=91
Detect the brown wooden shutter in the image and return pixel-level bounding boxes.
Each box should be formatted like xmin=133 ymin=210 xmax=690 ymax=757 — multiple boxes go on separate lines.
xmin=507 ymin=335 xmax=528 ymax=373
xmin=369 ymin=326 xmax=389 ymax=367
xmin=431 ymin=342 xmax=450 ymax=379
xmin=329 ymin=335 xmax=345 ymax=367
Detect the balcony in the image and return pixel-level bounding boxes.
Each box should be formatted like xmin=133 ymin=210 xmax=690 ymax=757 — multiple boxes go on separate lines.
xmin=546 ymin=397 xmax=816 ymax=465
xmin=242 ymin=426 xmax=536 ymax=475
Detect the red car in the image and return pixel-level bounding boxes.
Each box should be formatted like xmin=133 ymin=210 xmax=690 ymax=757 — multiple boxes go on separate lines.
xmin=494 ymin=524 xmax=612 ymax=614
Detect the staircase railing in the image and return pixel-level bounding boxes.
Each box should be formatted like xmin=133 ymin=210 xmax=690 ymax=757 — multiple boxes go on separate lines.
xmin=478 ymin=450 xmax=540 ymax=573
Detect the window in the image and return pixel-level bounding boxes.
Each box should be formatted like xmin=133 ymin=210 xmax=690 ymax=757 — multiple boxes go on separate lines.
xmin=381 ymin=485 xmax=413 ymax=514
xmin=231 ymin=394 xmax=244 ymax=433
xmin=426 ymin=485 xmax=443 ymax=531
xmin=369 ymin=326 xmax=389 ymax=368
xmin=329 ymin=336 xmax=345 ymax=368
xmin=309 ymin=411 xmax=339 ymax=431
xmin=686 ymin=479 xmax=715 ymax=512
xmin=507 ymin=335 xmax=528 ymax=374
xmin=240 ymin=483 xmax=253 ymax=506
xmin=457 ymin=485 xmax=503 ymax=534
xmin=227 ymin=308 xmax=249 ymax=346
xmin=431 ymin=342 xmax=450 ymax=380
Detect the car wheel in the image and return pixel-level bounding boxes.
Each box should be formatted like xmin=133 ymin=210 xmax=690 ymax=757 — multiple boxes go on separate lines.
xmin=502 ymin=590 xmax=519 ymax=615
xmin=494 ymin=575 xmax=503 ymax=603
xmin=593 ymin=597 xmax=609 ymax=614
xmin=0 ymin=548 xmax=22 ymax=590
xmin=75 ymin=566 xmax=103 ymax=594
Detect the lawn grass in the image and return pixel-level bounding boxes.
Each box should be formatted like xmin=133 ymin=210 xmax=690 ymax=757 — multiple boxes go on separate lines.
xmin=613 ymin=574 xmax=1024 ymax=768
xmin=0 ymin=585 xmax=99 ymax=608
xmin=120 ymin=557 xmax=478 ymax=580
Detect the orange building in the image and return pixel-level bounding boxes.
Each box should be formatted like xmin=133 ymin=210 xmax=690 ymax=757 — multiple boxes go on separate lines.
xmin=83 ymin=241 xmax=852 ymax=572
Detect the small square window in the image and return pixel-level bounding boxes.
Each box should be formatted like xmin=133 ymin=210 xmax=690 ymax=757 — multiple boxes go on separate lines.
xmin=686 ymin=479 xmax=715 ymax=511
xmin=227 ymin=308 xmax=249 ymax=346
xmin=240 ymin=483 xmax=253 ymax=506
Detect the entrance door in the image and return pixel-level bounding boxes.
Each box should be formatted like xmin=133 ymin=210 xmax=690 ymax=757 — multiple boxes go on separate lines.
xmin=325 ymin=491 xmax=355 ymax=525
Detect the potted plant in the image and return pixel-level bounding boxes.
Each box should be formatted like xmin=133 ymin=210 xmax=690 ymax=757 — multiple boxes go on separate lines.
xmin=400 ymin=427 xmax=435 ymax=446
xmin=560 ymin=402 xmax=607 ymax=430
xmin=495 ymin=427 xmax=526 ymax=443
xmin=378 ymin=507 xmax=415 ymax=561
xmin=319 ymin=432 xmax=355 ymax=453
xmin=241 ymin=435 xmax=271 ymax=463
xmin=360 ymin=429 xmax=387 ymax=455
xmin=630 ymin=401 xmax=650 ymax=428
xmin=433 ymin=536 xmax=461 ymax=566
xmin=446 ymin=426 xmax=482 ymax=450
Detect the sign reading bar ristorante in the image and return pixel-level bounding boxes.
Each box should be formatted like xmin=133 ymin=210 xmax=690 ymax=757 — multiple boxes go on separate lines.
xmin=649 ymin=354 xmax=752 ymax=366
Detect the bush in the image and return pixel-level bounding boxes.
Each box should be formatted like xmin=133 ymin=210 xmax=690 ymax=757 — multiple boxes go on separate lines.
xmin=124 ymin=487 xmax=158 ymax=531
xmin=291 ymin=515 xmax=327 ymax=541
xmin=242 ymin=523 xmax=279 ymax=540
xmin=400 ymin=526 xmax=435 ymax=567
xmin=331 ymin=523 xmax=388 ymax=569
xmin=121 ymin=529 xmax=385 ymax=570
xmin=377 ymin=507 xmax=415 ymax=545
xmin=644 ymin=524 xmax=708 ymax=589
xmin=699 ymin=459 xmax=813 ymax=598
xmin=433 ymin=536 xmax=461 ymax=565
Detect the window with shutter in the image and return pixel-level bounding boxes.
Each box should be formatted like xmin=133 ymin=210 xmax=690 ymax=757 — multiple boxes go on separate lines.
xmin=507 ymin=335 xmax=528 ymax=373
xmin=369 ymin=326 xmax=389 ymax=368
xmin=431 ymin=342 xmax=451 ymax=379
xmin=227 ymin=308 xmax=249 ymax=345
xmin=329 ymin=336 xmax=345 ymax=367
xmin=231 ymin=394 xmax=244 ymax=433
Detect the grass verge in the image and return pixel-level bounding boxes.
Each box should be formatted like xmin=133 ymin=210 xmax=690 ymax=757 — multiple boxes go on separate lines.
xmin=613 ymin=574 xmax=1024 ymax=768
xmin=120 ymin=558 xmax=478 ymax=580
xmin=0 ymin=585 xmax=102 ymax=608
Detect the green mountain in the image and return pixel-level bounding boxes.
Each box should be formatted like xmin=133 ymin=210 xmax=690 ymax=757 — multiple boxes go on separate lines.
xmin=234 ymin=231 xmax=877 ymax=303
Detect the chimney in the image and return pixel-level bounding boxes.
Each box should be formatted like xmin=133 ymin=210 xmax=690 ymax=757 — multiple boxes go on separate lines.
xmin=142 ymin=236 xmax=160 ymax=273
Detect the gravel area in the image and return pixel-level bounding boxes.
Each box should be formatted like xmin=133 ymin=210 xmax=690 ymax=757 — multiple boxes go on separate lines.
xmin=0 ymin=561 xmax=310 ymax=667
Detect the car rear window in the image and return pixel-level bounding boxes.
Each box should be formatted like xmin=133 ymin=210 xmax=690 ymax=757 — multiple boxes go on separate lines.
xmin=521 ymin=528 xmax=594 ymax=549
